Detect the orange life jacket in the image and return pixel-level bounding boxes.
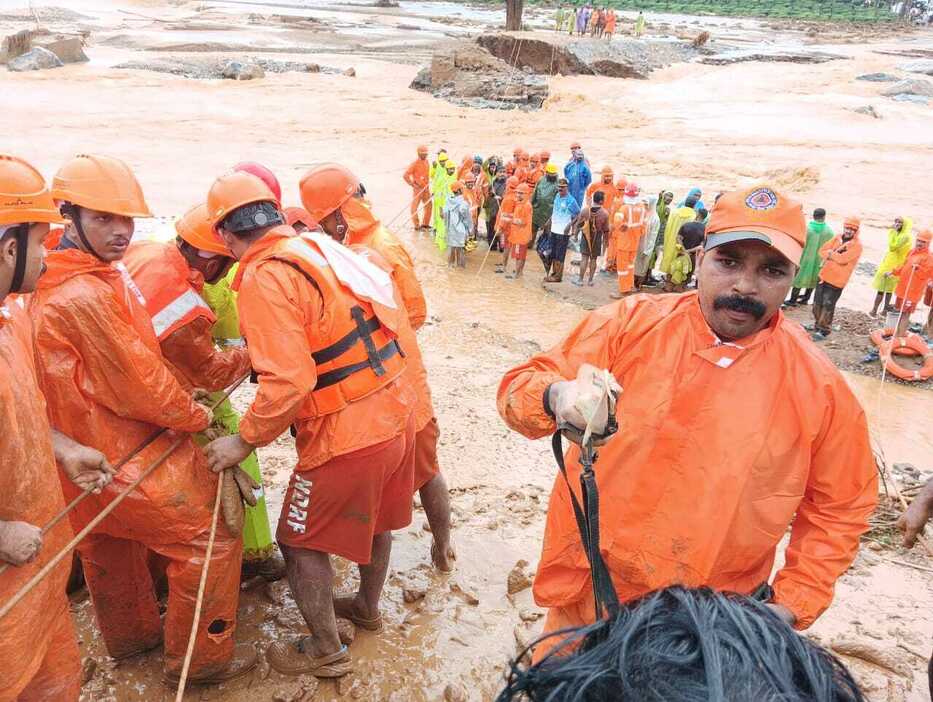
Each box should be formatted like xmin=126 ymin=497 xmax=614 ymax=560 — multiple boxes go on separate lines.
xmin=246 ymin=232 xmax=406 ymax=418
xmin=122 ymin=241 xmax=215 ymax=341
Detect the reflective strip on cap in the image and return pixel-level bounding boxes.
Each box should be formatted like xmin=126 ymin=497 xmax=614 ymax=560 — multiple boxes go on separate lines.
xmin=150 ymin=289 xmax=211 ymax=339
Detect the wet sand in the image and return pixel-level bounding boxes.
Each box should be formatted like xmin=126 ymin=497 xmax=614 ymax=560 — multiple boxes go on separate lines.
xmin=4 ymin=2 xmax=932 ymax=699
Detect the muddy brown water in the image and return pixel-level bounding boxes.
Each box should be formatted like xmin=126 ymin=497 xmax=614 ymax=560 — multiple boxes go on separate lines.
xmin=4 ymin=3 xmax=930 ymax=699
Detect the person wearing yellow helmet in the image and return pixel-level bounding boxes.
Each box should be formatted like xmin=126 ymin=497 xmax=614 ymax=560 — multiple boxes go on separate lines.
xmin=0 ymin=154 xmax=114 ymax=702
xmin=31 ymin=154 xmax=256 ymax=686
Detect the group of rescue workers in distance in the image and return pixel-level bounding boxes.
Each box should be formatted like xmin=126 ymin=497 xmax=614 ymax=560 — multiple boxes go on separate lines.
xmin=2 ymin=147 xmax=933 ymax=702
xmin=407 ymin=144 xmax=933 ymax=348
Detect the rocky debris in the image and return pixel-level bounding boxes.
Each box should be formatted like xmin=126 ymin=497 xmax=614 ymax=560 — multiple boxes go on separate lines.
xmin=475 ymin=33 xmax=676 ymax=79
xmin=513 ymin=625 xmax=535 ymax=657
xmin=898 ymin=59 xmax=933 ymax=76
xmin=692 ymin=31 xmax=711 ymax=48
xmin=410 ymin=46 xmax=547 ymax=111
xmin=343 ymin=67 xmax=356 ymax=77
xmin=519 ymin=608 xmax=544 ymax=622
xmin=856 ymin=72 xmax=900 ymax=82
xmin=450 ymin=580 xmax=480 ymax=605
xmin=374 ymin=0 xmax=400 ymax=6
xmin=7 ymin=47 xmax=63 ymax=72
xmin=34 ymin=37 xmax=88 ymax=64
xmin=853 ymin=105 xmax=882 ymax=119
xmin=507 ymin=559 xmax=534 ymax=595
xmin=403 ymin=586 xmax=427 ymax=603
xmin=221 ymin=59 xmax=265 ymax=80
xmin=1 ymin=29 xmax=33 ymax=63
xmin=831 ymin=639 xmax=914 ymax=678
xmin=114 ymin=57 xmax=329 ymax=80
xmin=444 ymin=683 xmax=469 ymax=702
xmin=882 ymin=78 xmax=933 ymax=98
xmin=700 ymin=49 xmax=847 ymax=66
xmin=891 ymin=94 xmax=929 ymax=105
xmin=337 ymin=617 xmax=356 ymax=645
xmin=271 ymin=674 xmax=320 ymax=702
xmin=892 ymin=463 xmax=922 ymax=480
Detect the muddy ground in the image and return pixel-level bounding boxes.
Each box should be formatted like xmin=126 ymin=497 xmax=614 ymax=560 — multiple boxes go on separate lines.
xmin=3 ymin=0 xmax=932 ymax=700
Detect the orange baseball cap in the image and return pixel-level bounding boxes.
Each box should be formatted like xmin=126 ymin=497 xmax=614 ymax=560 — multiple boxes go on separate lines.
xmin=916 ymin=229 xmax=931 ymax=243
xmin=705 ymin=185 xmax=806 ymax=266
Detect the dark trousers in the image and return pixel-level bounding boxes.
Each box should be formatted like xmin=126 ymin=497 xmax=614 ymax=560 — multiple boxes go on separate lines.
xmin=813 ymin=282 xmax=843 ymax=334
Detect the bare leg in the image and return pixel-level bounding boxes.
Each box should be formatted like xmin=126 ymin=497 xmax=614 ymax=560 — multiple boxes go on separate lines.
xmin=587 ymin=256 xmax=598 ymax=284
xmin=576 ymin=255 xmax=589 ymax=284
xmin=419 ymin=474 xmax=454 ymax=571
xmin=896 ymin=307 xmax=912 ymax=339
xmin=882 ymin=292 xmax=893 ymax=314
xmin=515 ymin=257 xmax=526 ymax=278
xmin=353 ymin=532 xmax=392 ymax=620
xmin=281 ymin=545 xmax=341 ymax=658
xmin=870 ymin=291 xmax=883 ymax=317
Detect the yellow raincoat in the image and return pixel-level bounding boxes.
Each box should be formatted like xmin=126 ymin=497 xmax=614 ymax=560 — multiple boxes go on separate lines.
xmin=872 ymin=218 xmax=913 ymax=294
xmin=660 ymin=205 xmax=697 ymax=274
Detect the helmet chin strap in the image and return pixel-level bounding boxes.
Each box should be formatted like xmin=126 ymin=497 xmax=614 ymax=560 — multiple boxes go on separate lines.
xmin=8 ymin=224 xmax=30 ymax=294
xmin=62 ymin=204 xmax=106 ymax=261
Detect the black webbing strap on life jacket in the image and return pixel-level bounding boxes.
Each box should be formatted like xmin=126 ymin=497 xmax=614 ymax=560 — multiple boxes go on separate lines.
xmin=309 ymin=305 xmax=402 ymax=389
xmin=552 ymin=430 xmax=620 ymax=620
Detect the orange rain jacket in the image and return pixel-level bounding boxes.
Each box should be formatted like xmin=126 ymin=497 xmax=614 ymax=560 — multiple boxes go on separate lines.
xmin=509 ymin=200 xmax=534 ymax=247
xmin=585 ymin=181 xmax=618 ymax=212
xmin=818 ymin=233 xmax=862 ymax=289
xmin=403 ymin=157 xmax=430 ymax=192
xmin=29 ymin=249 xmax=212 ymax=541
xmin=233 ymin=226 xmax=415 ymax=470
xmin=122 ymin=241 xmax=251 ymax=391
xmin=0 ymin=298 xmax=80 ymax=701
xmin=498 ymin=292 xmax=877 ymax=629
xmin=892 ymin=248 xmax=933 ymax=303
xmin=343 ymin=200 xmax=427 ymax=331
xmin=343 ymin=199 xmax=433 ymax=430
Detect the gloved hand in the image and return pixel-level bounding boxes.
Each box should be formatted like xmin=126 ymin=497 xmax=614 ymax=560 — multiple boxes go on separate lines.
xmin=548 ymin=364 xmax=622 ymax=446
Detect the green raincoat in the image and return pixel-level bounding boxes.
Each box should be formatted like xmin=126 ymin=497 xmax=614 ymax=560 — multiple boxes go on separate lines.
xmin=531 ymin=176 xmax=559 ymax=231
xmin=792 ymin=220 xmax=834 ymax=289
xmin=201 ymin=266 xmax=275 ymax=562
xmin=872 ymin=218 xmax=913 ymax=293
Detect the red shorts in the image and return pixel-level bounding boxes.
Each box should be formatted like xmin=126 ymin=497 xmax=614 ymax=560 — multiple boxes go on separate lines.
xmin=511 ymin=244 xmax=528 ymax=261
xmin=277 ymin=420 xmax=416 ymax=564
xmin=894 ymin=297 xmax=917 ymax=313
xmin=413 ymin=417 xmax=440 ymax=491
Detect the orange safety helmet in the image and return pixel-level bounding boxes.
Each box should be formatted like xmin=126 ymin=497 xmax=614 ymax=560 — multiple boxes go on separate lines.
xmin=284 ymin=206 xmax=318 ymax=231
xmin=0 ymin=154 xmax=65 ymax=226
xmin=515 ymin=183 xmax=530 ymax=195
xmin=417 ymin=145 xmax=429 ymax=156
xmin=915 ymin=229 xmax=931 ymax=243
xmin=51 ymin=154 xmax=152 ymax=218
xmin=506 ymin=175 xmax=520 ymax=191
xmin=624 ymin=182 xmax=640 ymax=197
xmin=175 ymin=202 xmax=230 ymax=256
xmin=298 ymin=162 xmax=361 ymax=224
xmin=844 ymin=217 xmax=861 ymax=231
xmin=233 ymin=161 xmax=282 ymax=204
xmin=207 ymin=171 xmax=278 ymax=229
xmin=539 ymin=150 xmax=551 ymax=162
xmin=601 ymin=165 xmax=614 ymax=177
xmin=450 ymin=181 xmax=464 ymax=194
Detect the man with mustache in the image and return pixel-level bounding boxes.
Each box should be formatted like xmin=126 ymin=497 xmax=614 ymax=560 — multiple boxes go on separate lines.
xmin=497 ymin=185 xmax=877 ymax=658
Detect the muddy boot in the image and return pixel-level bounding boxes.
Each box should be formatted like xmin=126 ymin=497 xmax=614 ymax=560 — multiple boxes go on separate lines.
xmin=267 ymin=639 xmax=351 ymax=678
xmin=544 ymin=261 xmax=564 ymax=283
xmin=163 ymin=643 xmax=258 ymax=687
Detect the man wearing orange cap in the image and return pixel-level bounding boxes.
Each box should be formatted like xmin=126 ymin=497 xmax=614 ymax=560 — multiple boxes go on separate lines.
xmin=506 ymin=183 xmax=534 ymax=279
xmin=0 ymin=154 xmax=114 ymax=702
xmin=610 ymin=182 xmax=647 ymax=298
xmin=886 ymin=230 xmax=933 ymax=339
xmin=122 ymin=204 xmax=285 ymax=581
xmin=30 ymin=155 xmax=254 ymax=684
xmin=204 ymin=170 xmax=417 ymax=678
xmin=810 ymin=217 xmax=863 ymax=341
xmin=404 ymin=146 xmax=432 ymax=231
xmin=498 ymin=185 xmax=876 ymax=656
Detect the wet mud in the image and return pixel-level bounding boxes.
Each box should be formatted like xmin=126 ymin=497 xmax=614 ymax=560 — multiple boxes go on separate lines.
xmin=2 ymin=1 xmax=931 ymax=700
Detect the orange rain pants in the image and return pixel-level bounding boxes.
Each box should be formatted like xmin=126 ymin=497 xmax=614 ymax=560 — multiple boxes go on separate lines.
xmin=498 ymin=292 xmax=877 ymax=633
xmin=614 ymin=203 xmax=646 ymax=293
xmin=29 ymin=249 xmax=241 ymax=678
xmin=0 ymin=299 xmax=80 ymax=702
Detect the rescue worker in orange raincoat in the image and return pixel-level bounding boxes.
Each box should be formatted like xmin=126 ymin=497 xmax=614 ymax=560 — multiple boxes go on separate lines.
xmin=887 ymin=229 xmax=933 ymax=339
xmin=495 ymin=175 xmax=521 ymax=274
xmin=497 ymin=184 xmax=877 ymax=659
xmin=810 ymin=217 xmax=862 ymax=341
xmin=29 ymin=154 xmax=255 ymax=685
xmin=203 ymin=171 xmax=417 ymax=679
xmin=121 ymin=204 xmax=287 ymax=580
xmin=610 ymin=182 xmax=647 ymax=298
xmin=0 ymin=154 xmax=115 ymax=702
xmin=299 ymin=162 xmax=455 ymax=572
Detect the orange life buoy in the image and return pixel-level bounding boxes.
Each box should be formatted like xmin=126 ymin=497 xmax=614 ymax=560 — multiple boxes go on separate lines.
xmin=870 ymin=327 xmax=920 ymax=356
xmin=879 ymin=334 xmax=933 ymax=382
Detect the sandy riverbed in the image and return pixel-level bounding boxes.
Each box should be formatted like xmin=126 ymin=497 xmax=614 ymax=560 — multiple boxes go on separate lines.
xmin=3 ymin=1 xmax=932 ymax=699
